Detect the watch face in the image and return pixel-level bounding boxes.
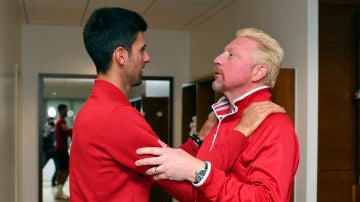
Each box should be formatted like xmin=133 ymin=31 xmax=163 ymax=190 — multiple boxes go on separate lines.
xmin=195 ymin=162 xmax=209 ymax=184
xmin=195 ymin=169 xmax=206 ymax=183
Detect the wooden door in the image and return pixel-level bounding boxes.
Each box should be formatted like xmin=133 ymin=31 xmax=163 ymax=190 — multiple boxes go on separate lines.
xmin=271 ymin=68 xmax=295 ymax=122
xmin=318 ymin=3 xmax=359 ymax=201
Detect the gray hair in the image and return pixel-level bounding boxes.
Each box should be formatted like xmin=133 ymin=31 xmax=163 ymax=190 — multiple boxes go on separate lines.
xmin=236 ymin=28 xmax=284 ymax=88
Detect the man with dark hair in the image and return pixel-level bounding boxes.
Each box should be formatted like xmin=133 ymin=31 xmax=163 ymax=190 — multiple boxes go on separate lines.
xmin=54 ymin=104 xmax=72 ymax=200
xmin=70 ymin=7 xmax=285 ymax=202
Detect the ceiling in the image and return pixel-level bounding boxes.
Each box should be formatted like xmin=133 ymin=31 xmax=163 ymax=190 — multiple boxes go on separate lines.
xmin=17 ymin=0 xmax=235 ymax=30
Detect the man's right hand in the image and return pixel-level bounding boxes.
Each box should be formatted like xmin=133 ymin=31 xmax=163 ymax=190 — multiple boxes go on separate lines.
xmin=234 ymin=101 xmax=285 ymax=137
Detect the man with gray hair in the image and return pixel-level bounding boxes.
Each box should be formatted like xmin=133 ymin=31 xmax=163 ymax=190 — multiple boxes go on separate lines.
xmin=136 ymin=27 xmax=300 ymax=202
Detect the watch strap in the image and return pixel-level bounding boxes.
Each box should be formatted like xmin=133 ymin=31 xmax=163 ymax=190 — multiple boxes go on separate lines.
xmin=190 ymin=132 xmax=202 ymax=147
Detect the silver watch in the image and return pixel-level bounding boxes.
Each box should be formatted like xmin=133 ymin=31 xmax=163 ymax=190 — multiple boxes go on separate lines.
xmin=194 ymin=162 xmax=208 ymax=184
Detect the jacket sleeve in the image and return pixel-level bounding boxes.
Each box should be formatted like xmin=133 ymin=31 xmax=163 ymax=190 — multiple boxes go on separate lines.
xmin=197 ymin=114 xmax=299 ymax=202
xmin=104 ymin=107 xmax=200 ymax=201
xmin=199 ymin=129 xmax=249 ymax=171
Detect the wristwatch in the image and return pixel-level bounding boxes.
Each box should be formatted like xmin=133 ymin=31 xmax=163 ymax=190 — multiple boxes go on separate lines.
xmin=194 ymin=161 xmax=209 ymax=184
xmin=190 ymin=132 xmax=203 ymax=147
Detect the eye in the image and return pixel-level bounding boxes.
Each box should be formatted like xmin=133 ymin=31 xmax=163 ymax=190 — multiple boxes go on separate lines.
xmin=140 ymin=44 xmax=147 ymax=52
xmin=228 ymin=52 xmax=236 ymax=58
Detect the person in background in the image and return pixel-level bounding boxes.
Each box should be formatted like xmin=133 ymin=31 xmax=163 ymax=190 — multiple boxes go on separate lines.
xmin=136 ymin=27 xmax=300 ymax=202
xmin=69 ymin=7 xmax=286 ymax=202
xmin=42 ymin=117 xmax=57 ymax=187
xmin=54 ymin=104 xmax=72 ymax=200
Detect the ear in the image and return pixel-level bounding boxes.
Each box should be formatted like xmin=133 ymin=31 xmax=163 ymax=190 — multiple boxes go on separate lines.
xmin=113 ymin=47 xmax=128 ymax=66
xmin=252 ymin=64 xmax=268 ymax=82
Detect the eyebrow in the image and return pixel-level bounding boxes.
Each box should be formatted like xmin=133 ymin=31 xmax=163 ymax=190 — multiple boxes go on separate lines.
xmin=224 ymin=46 xmax=235 ymax=54
xmin=140 ymin=43 xmax=147 ymax=51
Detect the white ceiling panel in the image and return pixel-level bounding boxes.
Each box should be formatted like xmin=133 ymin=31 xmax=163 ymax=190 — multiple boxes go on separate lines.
xmin=143 ymin=0 xmax=233 ymax=29
xmin=82 ymin=0 xmax=156 ymax=26
xmin=19 ymin=0 xmax=235 ymax=30
xmin=24 ymin=0 xmax=88 ymax=25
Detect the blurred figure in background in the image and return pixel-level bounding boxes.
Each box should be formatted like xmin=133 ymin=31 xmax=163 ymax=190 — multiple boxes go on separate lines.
xmin=54 ymin=104 xmax=72 ymax=200
xmin=42 ymin=117 xmax=57 ymax=186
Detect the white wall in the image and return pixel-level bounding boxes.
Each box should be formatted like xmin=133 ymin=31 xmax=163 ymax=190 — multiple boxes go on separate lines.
xmin=189 ymin=0 xmax=318 ymax=201
xmin=21 ymin=25 xmax=189 ymax=202
xmin=0 ymin=0 xmax=22 ymax=201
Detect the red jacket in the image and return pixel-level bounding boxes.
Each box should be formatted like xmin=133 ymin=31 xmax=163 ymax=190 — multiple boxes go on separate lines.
xmin=195 ymin=87 xmax=299 ymax=201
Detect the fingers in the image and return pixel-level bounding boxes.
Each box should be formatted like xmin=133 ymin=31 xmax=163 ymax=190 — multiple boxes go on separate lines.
xmin=264 ymin=102 xmax=285 ymax=113
xmin=135 ymin=147 xmax=168 ymax=166
xmin=208 ymin=111 xmax=216 ymax=119
xmin=144 ymin=166 xmax=165 ymax=180
xmin=135 ymin=156 xmax=160 ymax=166
xmin=136 ymin=147 xmax=166 ymax=155
xmin=234 ymin=101 xmax=286 ymax=137
xmin=248 ymin=101 xmax=285 ymax=113
xmin=242 ymin=101 xmax=285 ymax=120
xmin=198 ymin=112 xmax=218 ymax=140
xmin=145 ymin=166 xmax=157 ymax=175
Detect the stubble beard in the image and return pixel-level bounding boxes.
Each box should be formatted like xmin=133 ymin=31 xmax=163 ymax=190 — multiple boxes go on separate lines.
xmin=131 ymin=67 xmax=144 ymax=87
xmin=132 ymin=76 xmax=143 ymax=87
xmin=212 ymin=79 xmax=224 ymax=93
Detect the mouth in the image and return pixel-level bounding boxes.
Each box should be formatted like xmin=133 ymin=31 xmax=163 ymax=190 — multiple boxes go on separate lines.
xmin=214 ymin=67 xmax=222 ymax=79
xmin=214 ymin=74 xmax=221 ymax=80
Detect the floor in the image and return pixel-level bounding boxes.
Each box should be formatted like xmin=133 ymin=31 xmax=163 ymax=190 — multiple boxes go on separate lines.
xmin=42 ymin=159 xmax=69 ymax=202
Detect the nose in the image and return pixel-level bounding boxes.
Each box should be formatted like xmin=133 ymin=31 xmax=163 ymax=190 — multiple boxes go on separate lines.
xmin=213 ymin=52 xmax=224 ymax=65
xmin=144 ymin=50 xmax=151 ymax=63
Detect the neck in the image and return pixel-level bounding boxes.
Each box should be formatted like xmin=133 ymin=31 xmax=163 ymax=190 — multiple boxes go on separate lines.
xmin=97 ymin=73 xmax=131 ymax=97
xmin=223 ymin=85 xmax=269 ymax=104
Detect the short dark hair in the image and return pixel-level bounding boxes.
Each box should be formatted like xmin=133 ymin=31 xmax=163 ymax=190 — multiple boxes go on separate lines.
xmin=83 ymin=7 xmax=148 ymax=74
xmin=57 ymin=104 xmax=68 ymax=113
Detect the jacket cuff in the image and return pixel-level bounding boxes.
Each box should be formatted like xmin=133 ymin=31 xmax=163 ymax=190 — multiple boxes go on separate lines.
xmin=192 ymin=161 xmax=212 ymax=187
xmin=179 ymin=138 xmax=199 ymax=156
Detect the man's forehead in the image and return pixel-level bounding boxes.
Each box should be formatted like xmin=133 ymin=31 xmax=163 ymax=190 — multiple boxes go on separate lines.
xmin=136 ymin=32 xmax=145 ymax=41
xmin=225 ymin=37 xmax=257 ymax=51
